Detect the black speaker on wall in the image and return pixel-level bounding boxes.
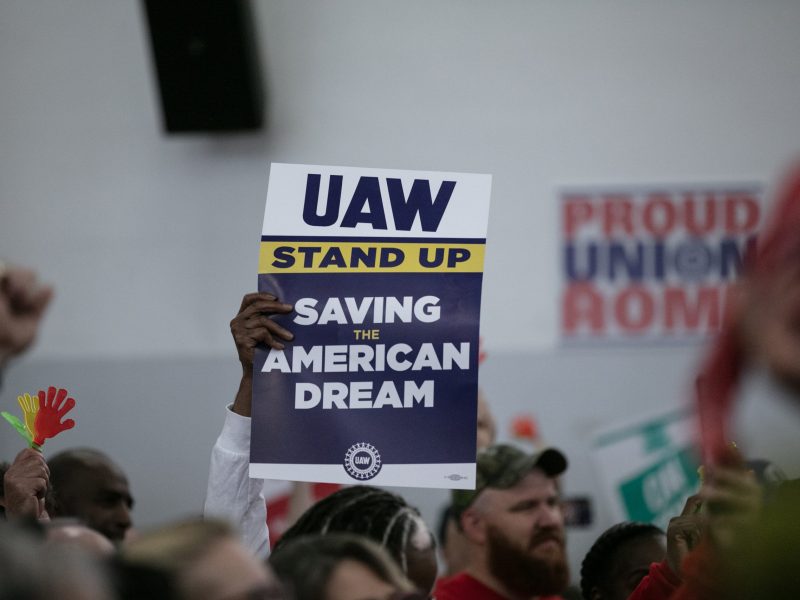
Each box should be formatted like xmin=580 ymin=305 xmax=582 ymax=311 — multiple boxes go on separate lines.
xmin=143 ymin=0 xmax=264 ymax=133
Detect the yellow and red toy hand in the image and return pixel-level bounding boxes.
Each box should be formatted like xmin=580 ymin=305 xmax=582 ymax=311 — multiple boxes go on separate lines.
xmin=2 ymin=386 xmax=75 ymax=449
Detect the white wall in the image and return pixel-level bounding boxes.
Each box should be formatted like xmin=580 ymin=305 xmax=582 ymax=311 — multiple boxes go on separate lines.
xmin=4 ymin=0 xmax=800 ymax=359
xmin=2 ymin=0 xmax=800 ymax=580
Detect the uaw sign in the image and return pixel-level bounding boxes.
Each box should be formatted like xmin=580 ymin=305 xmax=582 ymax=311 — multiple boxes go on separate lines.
xmin=251 ymin=163 xmax=491 ymax=488
xmin=560 ymin=184 xmax=763 ymax=343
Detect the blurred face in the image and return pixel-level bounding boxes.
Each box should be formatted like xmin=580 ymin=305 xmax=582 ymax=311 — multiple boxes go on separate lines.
xmin=181 ymin=537 xmax=284 ymax=600
xmin=477 ymin=470 xmax=569 ymax=597
xmin=593 ymin=534 xmax=666 ymax=600
xmin=57 ymin=462 xmax=133 ymax=543
xmin=324 ymin=559 xmax=397 ymax=600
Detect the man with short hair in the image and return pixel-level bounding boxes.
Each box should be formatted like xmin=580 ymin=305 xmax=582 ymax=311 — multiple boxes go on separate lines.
xmin=46 ymin=448 xmax=134 ymax=544
xmin=435 ymin=444 xmax=570 ymax=600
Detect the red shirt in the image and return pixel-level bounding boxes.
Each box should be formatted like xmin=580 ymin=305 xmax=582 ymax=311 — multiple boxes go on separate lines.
xmin=669 ymin=540 xmax=722 ymax=600
xmin=627 ymin=560 xmax=682 ymax=600
xmin=434 ymin=572 xmax=564 ymax=600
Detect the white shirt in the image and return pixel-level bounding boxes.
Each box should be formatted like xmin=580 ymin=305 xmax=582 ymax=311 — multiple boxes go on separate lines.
xmin=203 ymin=405 xmax=270 ymax=557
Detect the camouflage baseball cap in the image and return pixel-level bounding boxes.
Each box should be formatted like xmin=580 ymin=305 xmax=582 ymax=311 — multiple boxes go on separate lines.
xmin=451 ymin=444 xmax=568 ymax=518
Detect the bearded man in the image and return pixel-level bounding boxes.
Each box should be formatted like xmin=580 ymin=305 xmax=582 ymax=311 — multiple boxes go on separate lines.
xmin=435 ymin=444 xmax=570 ymax=600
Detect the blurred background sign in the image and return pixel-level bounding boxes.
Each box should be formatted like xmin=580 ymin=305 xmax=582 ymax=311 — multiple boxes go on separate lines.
xmin=593 ymin=407 xmax=700 ymax=528
xmin=560 ymin=183 xmax=764 ymax=345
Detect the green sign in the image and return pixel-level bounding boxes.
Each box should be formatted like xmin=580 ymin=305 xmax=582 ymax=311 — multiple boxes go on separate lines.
xmin=593 ymin=408 xmax=700 ymax=527
xmin=619 ymin=447 xmax=699 ymax=523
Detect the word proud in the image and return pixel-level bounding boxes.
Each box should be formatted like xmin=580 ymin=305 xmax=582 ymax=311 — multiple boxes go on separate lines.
xmin=563 ymin=189 xmax=760 ymax=238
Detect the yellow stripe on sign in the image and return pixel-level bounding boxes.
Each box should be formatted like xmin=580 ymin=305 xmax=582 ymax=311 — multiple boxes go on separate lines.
xmin=259 ymin=242 xmax=486 ymax=274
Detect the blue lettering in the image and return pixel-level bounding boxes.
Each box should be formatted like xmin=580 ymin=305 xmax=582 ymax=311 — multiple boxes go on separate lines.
xmin=719 ymin=236 xmax=756 ymax=277
xmin=319 ymin=247 xmax=347 ymax=268
xmin=302 ymin=174 xmax=343 ymax=226
xmin=653 ymin=242 xmax=666 ymax=280
xmin=271 ymin=246 xmax=295 ymax=268
xmin=564 ymin=239 xmax=748 ymax=282
xmin=351 ymin=247 xmax=377 ymax=268
xmin=565 ymin=243 xmax=598 ymax=281
xmin=419 ymin=247 xmax=444 ymax=268
xmin=297 ymin=246 xmax=322 ymax=268
xmin=387 ymin=178 xmax=456 ymax=232
xmin=380 ymin=248 xmax=404 ymax=267
xmin=608 ymin=242 xmax=645 ymax=281
xmin=341 ymin=177 xmax=388 ymax=229
xmin=447 ymin=248 xmax=470 ymax=267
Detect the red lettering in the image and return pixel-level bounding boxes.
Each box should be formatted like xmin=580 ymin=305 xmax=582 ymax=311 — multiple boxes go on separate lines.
xmin=602 ymin=195 xmax=634 ymax=236
xmin=563 ymin=197 xmax=594 ymax=238
xmin=564 ymin=188 xmax=761 ymax=240
xmin=664 ymin=287 xmax=721 ymax=330
xmin=724 ymin=194 xmax=760 ymax=234
xmin=614 ymin=286 xmax=654 ymax=332
xmin=562 ymin=283 xmax=604 ymax=334
xmin=563 ymin=284 xmax=738 ymax=338
xmin=642 ymin=194 xmax=677 ymax=237
xmin=683 ymin=193 xmax=717 ymax=236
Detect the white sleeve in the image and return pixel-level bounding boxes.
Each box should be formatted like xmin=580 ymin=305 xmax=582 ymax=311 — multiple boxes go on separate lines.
xmin=203 ymin=405 xmax=270 ymax=558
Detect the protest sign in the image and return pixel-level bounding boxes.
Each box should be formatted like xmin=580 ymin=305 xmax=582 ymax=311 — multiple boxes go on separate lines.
xmin=592 ymin=407 xmax=700 ymax=529
xmin=560 ymin=183 xmax=764 ymax=344
xmin=250 ymin=163 xmax=491 ymax=488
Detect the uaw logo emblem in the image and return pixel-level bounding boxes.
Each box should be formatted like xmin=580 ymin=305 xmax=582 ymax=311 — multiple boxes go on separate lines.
xmin=343 ymin=442 xmax=382 ymax=480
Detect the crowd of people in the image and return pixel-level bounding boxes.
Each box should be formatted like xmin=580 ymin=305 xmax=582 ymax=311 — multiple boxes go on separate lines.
xmin=1 ymin=163 xmax=799 ymax=599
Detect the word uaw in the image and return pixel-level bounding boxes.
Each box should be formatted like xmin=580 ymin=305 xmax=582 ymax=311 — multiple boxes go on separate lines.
xmin=303 ymin=173 xmax=455 ymax=231
xmin=261 ymin=342 xmax=470 ymax=409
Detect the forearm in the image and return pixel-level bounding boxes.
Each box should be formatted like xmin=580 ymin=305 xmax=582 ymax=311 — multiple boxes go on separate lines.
xmin=203 ymin=403 xmax=269 ymax=558
xmin=232 ymin=372 xmax=253 ymax=417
